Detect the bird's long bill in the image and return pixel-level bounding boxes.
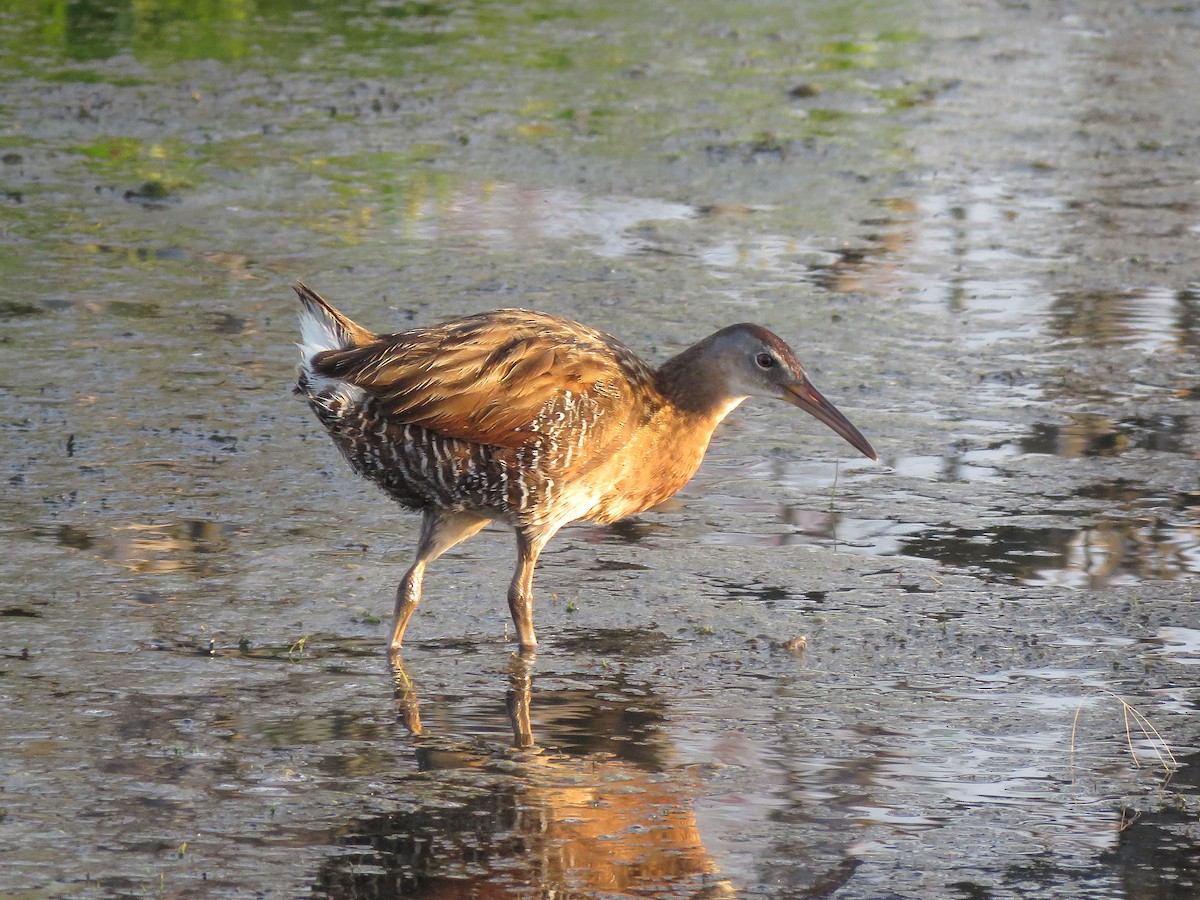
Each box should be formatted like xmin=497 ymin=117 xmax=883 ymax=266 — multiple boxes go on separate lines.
xmin=784 ymin=379 xmax=878 ymax=461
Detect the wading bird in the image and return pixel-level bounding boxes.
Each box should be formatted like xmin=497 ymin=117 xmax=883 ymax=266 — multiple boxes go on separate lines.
xmin=294 ymin=281 xmax=876 ymax=653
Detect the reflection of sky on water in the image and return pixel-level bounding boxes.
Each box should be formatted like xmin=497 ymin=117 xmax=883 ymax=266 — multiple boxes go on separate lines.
xmin=392 ymin=183 xmax=696 ymax=258
xmin=693 ymin=443 xmax=1200 ymax=588
xmin=1146 ymin=627 xmax=1200 ymax=667
xmin=670 ymin=671 xmax=1143 ymax=897
xmin=697 ymin=500 xmax=1200 ymax=589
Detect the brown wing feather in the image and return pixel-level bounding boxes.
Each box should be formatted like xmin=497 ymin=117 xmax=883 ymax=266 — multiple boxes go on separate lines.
xmin=312 ymin=309 xmax=659 ymax=450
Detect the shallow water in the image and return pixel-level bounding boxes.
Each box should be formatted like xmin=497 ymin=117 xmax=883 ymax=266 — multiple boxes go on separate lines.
xmin=3 ymin=0 xmax=1200 ymax=897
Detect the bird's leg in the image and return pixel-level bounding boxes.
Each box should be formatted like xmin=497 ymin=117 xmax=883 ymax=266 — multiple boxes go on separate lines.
xmin=508 ymin=526 xmax=556 ymax=653
xmin=392 ymin=562 xmax=426 ymax=651
xmin=391 ymin=509 xmax=490 ymax=652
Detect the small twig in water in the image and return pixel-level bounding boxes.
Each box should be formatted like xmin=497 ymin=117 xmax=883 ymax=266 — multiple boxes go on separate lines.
xmin=288 ymin=634 xmax=310 ymax=660
xmin=827 ymin=459 xmax=841 ymax=550
xmin=1069 ymin=703 xmax=1082 ymax=759
xmin=1072 ymin=689 xmax=1178 ymax=776
xmin=1116 ymin=695 xmax=1177 ymax=773
xmin=1117 ymin=809 xmax=1142 ymax=832
xmin=1122 ymin=702 xmax=1136 ymax=764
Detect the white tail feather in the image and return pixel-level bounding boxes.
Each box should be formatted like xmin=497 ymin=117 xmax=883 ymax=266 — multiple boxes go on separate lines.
xmin=293 ymin=282 xmax=375 ymax=405
xmin=297 ymin=304 xmax=357 ymax=399
xmin=298 ymin=305 xmax=347 ymax=360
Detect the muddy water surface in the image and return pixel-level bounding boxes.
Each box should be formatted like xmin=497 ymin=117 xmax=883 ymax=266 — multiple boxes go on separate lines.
xmin=3 ymin=1 xmax=1200 ymax=897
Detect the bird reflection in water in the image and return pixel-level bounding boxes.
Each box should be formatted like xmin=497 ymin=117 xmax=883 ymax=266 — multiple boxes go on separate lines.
xmin=313 ymin=654 xmax=734 ymax=898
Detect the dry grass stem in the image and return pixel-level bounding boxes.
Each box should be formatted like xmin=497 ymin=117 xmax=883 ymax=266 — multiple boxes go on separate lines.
xmin=1072 ymin=689 xmax=1178 ymax=776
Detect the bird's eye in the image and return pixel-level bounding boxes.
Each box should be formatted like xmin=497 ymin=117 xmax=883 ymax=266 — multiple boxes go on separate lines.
xmin=755 ymin=352 xmax=775 ymax=369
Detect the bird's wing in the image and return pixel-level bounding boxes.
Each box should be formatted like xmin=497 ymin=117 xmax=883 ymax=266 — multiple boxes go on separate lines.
xmin=310 ymin=309 xmax=657 ymax=450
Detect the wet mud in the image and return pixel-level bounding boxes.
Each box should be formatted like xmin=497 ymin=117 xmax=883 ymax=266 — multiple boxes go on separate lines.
xmin=3 ymin=0 xmax=1200 ymax=897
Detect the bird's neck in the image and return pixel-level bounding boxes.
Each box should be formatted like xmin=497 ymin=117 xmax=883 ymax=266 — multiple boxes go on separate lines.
xmin=650 ymin=346 xmax=748 ymax=491
xmin=582 ymin=348 xmax=747 ymax=524
xmin=655 ymin=343 xmax=747 ymax=427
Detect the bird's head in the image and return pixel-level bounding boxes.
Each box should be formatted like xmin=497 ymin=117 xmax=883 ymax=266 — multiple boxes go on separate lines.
xmin=705 ymin=324 xmax=878 ymax=461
